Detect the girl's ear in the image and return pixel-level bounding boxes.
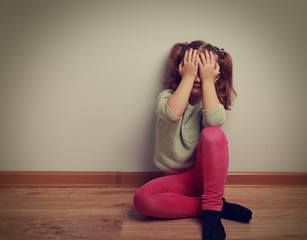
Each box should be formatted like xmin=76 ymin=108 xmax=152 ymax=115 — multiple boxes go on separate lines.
xmin=215 ymin=72 xmax=221 ymax=83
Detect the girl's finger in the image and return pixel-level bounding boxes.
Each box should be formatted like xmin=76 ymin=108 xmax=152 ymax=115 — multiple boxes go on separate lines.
xmin=188 ymin=48 xmax=193 ymax=62
xmin=195 ymin=54 xmax=200 ymax=65
xmin=184 ymin=50 xmax=188 ymax=63
xmin=215 ymin=62 xmax=220 ymax=71
xmin=191 ymin=49 xmax=198 ymax=64
xmin=207 ymin=50 xmax=213 ymax=64
xmin=179 ymin=61 xmax=183 ymax=71
xmin=200 ymin=52 xmax=206 ymax=65
xmin=205 ymin=50 xmax=210 ymax=63
xmin=209 ymin=51 xmax=214 ymax=64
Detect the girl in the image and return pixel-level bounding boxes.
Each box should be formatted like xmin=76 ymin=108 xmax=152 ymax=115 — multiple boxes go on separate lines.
xmin=134 ymin=40 xmax=252 ymax=240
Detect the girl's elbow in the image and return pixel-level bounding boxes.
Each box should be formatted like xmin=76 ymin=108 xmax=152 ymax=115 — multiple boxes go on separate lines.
xmin=203 ymin=117 xmax=225 ymax=128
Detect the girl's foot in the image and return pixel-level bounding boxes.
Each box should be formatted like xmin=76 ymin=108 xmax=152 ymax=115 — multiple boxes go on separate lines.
xmin=221 ymin=198 xmax=252 ymax=222
xmin=202 ymin=210 xmax=226 ymax=240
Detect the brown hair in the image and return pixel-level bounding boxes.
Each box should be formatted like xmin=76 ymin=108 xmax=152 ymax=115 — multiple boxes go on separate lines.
xmin=163 ymin=40 xmax=237 ymax=110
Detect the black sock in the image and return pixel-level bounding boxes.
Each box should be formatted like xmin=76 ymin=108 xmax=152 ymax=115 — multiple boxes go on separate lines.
xmin=202 ymin=210 xmax=226 ymax=240
xmin=221 ymin=198 xmax=252 ymax=222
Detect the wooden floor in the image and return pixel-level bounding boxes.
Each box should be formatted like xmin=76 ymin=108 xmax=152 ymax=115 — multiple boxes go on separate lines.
xmin=0 ymin=186 xmax=307 ymax=240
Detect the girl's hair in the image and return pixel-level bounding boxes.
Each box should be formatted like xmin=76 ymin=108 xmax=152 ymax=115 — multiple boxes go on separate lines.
xmin=164 ymin=40 xmax=237 ymax=110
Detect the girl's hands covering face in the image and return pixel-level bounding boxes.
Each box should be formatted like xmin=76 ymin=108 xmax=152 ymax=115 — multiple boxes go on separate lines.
xmin=198 ymin=50 xmax=220 ymax=84
xmin=179 ymin=48 xmax=199 ymax=81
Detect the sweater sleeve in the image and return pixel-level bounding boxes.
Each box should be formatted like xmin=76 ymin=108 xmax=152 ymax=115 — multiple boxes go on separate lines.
xmin=156 ymin=89 xmax=181 ymax=124
xmin=202 ymin=103 xmax=225 ymax=127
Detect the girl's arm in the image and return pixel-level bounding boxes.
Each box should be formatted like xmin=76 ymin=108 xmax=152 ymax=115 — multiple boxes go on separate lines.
xmin=167 ymin=48 xmax=199 ymax=118
xmin=199 ymin=50 xmax=220 ymax=110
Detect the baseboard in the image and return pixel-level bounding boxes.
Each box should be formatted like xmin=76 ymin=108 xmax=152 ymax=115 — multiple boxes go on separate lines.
xmin=0 ymin=171 xmax=306 ymax=187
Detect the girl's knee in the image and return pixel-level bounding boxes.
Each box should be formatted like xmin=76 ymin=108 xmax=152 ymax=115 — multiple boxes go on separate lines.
xmin=133 ymin=181 xmax=161 ymax=216
xmin=199 ymin=127 xmax=228 ymax=145
xmin=133 ymin=187 xmax=148 ymax=215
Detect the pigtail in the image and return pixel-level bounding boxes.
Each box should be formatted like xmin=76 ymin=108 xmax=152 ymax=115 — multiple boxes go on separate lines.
xmin=164 ymin=43 xmax=183 ymax=90
xmin=215 ymin=52 xmax=237 ymax=110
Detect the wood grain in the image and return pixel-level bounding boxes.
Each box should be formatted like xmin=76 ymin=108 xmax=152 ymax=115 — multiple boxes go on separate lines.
xmin=0 ymin=171 xmax=306 ymax=187
xmin=0 ymin=186 xmax=306 ymax=240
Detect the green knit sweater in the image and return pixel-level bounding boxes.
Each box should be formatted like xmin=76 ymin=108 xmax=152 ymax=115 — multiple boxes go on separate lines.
xmin=153 ymin=89 xmax=226 ymax=174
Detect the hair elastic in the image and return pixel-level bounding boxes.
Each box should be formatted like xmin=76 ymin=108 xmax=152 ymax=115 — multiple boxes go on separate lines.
xmin=206 ymin=44 xmax=226 ymax=59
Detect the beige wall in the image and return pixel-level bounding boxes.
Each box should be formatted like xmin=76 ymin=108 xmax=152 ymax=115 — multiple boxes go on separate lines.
xmin=0 ymin=0 xmax=306 ymax=172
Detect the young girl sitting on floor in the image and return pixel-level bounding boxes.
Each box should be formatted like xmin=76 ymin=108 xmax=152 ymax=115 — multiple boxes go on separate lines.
xmin=134 ymin=40 xmax=252 ymax=240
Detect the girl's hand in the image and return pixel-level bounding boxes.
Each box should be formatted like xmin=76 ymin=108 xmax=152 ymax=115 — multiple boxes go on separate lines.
xmin=179 ymin=48 xmax=199 ymax=81
xmin=198 ymin=50 xmax=220 ymax=84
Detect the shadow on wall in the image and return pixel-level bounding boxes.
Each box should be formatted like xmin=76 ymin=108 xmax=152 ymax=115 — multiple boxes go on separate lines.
xmin=137 ymin=55 xmax=168 ymax=172
xmin=139 ymin=110 xmax=158 ymax=171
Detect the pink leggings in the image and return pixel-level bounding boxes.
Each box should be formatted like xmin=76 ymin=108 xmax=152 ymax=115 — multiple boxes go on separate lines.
xmin=133 ymin=127 xmax=229 ymax=219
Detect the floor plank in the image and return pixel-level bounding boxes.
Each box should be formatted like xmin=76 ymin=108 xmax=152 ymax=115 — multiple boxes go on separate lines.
xmin=0 ymin=186 xmax=306 ymax=240
xmin=121 ymin=186 xmax=307 ymax=240
xmin=0 ymin=188 xmax=31 ymax=209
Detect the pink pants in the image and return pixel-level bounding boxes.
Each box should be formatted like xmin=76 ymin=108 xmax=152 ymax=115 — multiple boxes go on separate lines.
xmin=133 ymin=127 xmax=229 ymax=219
